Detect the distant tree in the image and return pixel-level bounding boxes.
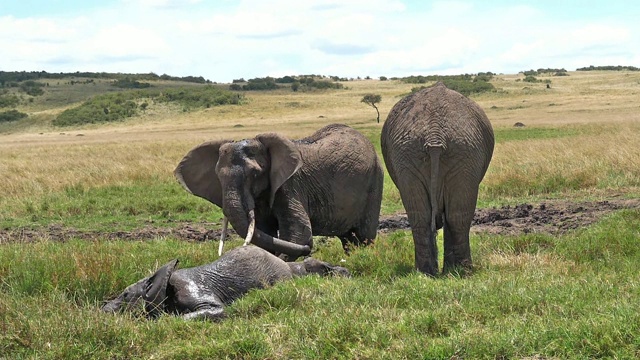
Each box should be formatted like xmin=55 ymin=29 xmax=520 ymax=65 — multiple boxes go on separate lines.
xmin=361 ymin=94 xmax=382 ymax=123
xmin=379 ymin=76 xmax=388 ymax=81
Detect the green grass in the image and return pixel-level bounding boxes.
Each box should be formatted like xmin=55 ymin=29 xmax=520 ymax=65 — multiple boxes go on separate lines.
xmin=0 ymin=180 xmax=222 ymax=231
xmin=493 ymin=125 xmax=584 ymax=143
xmin=1 ymin=210 xmax=639 ymax=358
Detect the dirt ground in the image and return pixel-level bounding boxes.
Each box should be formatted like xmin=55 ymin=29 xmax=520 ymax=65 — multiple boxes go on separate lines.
xmin=1 ymin=198 xmax=639 ymax=244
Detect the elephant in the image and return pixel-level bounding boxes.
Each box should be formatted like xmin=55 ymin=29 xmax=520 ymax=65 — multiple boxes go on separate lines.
xmin=381 ymin=82 xmax=494 ymax=276
xmin=101 ymin=245 xmax=350 ymax=321
xmin=174 ymin=123 xmax=384 ymax=259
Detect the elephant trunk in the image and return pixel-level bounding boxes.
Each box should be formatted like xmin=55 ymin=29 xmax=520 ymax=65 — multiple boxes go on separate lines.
xmin=222 ymin=189 xmax=311 ymax=259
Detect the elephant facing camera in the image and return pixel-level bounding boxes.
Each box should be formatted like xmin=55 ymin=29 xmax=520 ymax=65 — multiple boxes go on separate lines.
xmin=174 ymin=123 xmax=384 ymax=259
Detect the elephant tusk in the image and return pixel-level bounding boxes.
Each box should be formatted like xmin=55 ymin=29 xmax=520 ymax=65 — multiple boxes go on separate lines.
xmin=218 ymin=216 xmax=228 ymax=256
xmin=244 ymin=209 xmax=255 ymax=246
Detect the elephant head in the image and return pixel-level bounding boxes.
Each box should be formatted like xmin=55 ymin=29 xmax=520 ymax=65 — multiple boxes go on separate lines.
xmin=101 ymin=259 xmax=178 ymax=318
xmin=174 ymin=134 xmax=310 ymax=258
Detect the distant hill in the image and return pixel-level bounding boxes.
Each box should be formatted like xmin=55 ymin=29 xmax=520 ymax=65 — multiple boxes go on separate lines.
xmin=0 ymin=71 xmax=211 ymax=86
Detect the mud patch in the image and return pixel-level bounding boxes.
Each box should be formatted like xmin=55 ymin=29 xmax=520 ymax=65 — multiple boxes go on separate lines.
xmin=0 ymin=222 xmax=235 ymax=244
xmin=1 ymin=199 xmax=639 ymax=244
xmin=378 ymin=198 xmax=640 ymax=235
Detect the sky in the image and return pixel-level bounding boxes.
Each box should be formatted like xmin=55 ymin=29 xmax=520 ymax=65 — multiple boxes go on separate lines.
xmin=1 ymin=0 xmax=638 ymax=83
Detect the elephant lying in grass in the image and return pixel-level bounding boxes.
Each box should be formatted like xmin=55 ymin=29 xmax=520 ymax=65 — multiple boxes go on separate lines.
xmin=101 ymin=245 xmax=350 ymax=321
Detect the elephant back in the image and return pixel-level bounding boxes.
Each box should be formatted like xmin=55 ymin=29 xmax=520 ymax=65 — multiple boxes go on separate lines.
xmin=382 ymin=82 xmax=494 ymax=178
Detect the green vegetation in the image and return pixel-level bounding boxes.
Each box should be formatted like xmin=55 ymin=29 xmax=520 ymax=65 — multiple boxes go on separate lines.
xmin=577 ymin=65 xmax=640 ymax=72
xmin=0 ymin=180 xmax=221 ymax=232
xmin=521 ymin=68 xmax=568 ymax=76
xmin=405 ymin=73 xmax=496 ymax=96
xmin=19 ymin=80 xmax=46 ymax=96
xmin=0 ymin=109 xmax=28 ymax=123
xmin=2 ymin=69 xmax=640 ymax=358
xmin=112 ymin=78 xmax=151 ymax=89
xmin=361 ymin=94 xmax=382 ymax=123
xmin=0 ymin=92 xmax=20 ymax=107
xmin=0 ymin=70 xmax=210 ymax=84
xmin=52 ymin=92 xmax=140 ymax=126
xmin=155 ymin=86 xmax=244 ymax=109
xmin=1 ymin=210 xmax=639 ymax=358
xmin=493 ymin=126 xmax=583 ymax=142
xmin=229 ymin=75 xmax=344 ymax=92
xmin=52 ymin=86 xmax=244 ymax=126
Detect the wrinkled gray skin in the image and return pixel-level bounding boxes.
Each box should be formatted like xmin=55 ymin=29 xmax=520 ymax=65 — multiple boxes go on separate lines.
xmin=381 ymin=82 xmax=494 ymax=276
xmin=101 ymin=245 xmax=350 ymax=321
xmin=175 ymin=123 xmax=384 ymax=259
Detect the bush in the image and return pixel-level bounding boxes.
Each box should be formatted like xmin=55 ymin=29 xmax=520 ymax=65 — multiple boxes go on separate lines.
xmin=523 ymin=75 xmax=540 ymax=83
xmin=242 ymin=78 xmax=279 ymax=91
xmin=409 ymin=78 xmax=495 ymax=97
xmin=53 ymin=92 xmax=139 ymax=126
xmin=0 ymin=109 xmax=28 ymax=123
xmin=155 ymin=86 xmax=245 ymax=109
xmin=112 ymin=78 xmax=151 ymax=89
xmin=0 ymin=93 xmax=20 ymax=108
xmin=19 ymin=80 xmax=45 ymax=96
xmin=577 ymin=65 xmax=640 ymax=72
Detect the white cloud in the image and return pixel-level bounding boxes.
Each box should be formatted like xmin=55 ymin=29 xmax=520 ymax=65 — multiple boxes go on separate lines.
xmin=1 ymin=1 xmax=639 ymax=82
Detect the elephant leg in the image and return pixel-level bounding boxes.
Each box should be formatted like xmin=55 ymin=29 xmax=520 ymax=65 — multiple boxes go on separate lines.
xmin=338 ymin=231 xmax=360 ymax=253
xmin=397 ymin=176 xmax=438 ymax=276
xmin=442 ymin=183 xmax=478 ymax=273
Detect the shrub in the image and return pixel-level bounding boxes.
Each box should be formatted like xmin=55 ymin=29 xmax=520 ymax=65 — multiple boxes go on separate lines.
xmin=112 ymin=78 xmax=151 ymax=89
xmin=0 ymin=109 xmax=28 ymax=122
xmin=19 ymin=80 xmax=45 ymax=96
xmin=0 ymin=93 xmax=20 ymax=108
xmin=53 ymin=92 xmax=139 ymax=126
xmin=523 ymin=75 xmax=539 ymax=83
xmin=576 ymin=65 xmax=640 ymax=72
xmin=242 ymin=78 xmax=279 ymax=91
xmin=155 ymin=86 xmax=245 ymax=109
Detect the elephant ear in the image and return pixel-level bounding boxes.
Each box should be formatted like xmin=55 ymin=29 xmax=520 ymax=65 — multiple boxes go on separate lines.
xmin=174 ymin=140 xmax=230 ymax=207
xmin=143 ymin=259 xmax=179 ymax=318
xmin=256 ymin=133 xmax=303 ymax=208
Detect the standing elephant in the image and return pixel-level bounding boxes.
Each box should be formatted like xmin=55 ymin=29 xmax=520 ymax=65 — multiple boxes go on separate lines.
xmin=175 ymin=123 xmax=384 ymax=259
xmin=381 ymin=82 xmax=494 ymax=276
xmin=101 ymin=245 xmax=350 ymax=321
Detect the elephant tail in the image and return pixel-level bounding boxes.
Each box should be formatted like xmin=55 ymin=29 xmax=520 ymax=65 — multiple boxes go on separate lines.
xmin=428 ymin=146 xmax=443 ymax=235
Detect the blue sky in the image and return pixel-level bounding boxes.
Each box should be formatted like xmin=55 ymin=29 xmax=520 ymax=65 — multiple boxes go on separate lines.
xmin=1 ymin=0 xmax=638 ymax=82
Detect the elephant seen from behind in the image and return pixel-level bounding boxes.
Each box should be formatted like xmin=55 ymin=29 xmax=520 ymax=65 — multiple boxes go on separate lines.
xmin=381 ymin=82 xmax=494 ymax=276
xmin=175 ymin=124 xmax=384 ymax=259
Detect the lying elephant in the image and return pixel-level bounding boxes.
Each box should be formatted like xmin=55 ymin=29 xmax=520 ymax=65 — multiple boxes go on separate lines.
xmin=101 ymin=245 xmax=350 ymax=321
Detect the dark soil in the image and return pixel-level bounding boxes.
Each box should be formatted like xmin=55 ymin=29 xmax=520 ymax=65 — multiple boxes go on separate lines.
xmin=1 ymin=199 xmax=639 ymax=244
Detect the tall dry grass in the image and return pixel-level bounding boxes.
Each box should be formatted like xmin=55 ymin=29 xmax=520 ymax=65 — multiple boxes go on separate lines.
xmin=1 ymin=71 xmax=639 ymax=207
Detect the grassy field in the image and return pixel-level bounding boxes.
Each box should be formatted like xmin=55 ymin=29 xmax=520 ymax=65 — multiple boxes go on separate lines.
xmin=1 ymin=71 xmax=640 ymax=358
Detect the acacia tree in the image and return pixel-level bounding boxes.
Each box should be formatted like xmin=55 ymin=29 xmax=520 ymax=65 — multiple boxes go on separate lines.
xmin=361 ymin=94 xmax=382 ymax=123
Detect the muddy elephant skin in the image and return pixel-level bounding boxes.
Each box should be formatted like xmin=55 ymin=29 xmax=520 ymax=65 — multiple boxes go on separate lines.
xmin=101 ymin=245 xmax=350 ymax=321
xmin=175 ymin=124 xmax=384 ymax=259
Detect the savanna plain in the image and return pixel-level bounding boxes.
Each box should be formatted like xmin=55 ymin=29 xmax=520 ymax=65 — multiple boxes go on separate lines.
xmin=1 ymin=71 xmax=640 ymax=359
